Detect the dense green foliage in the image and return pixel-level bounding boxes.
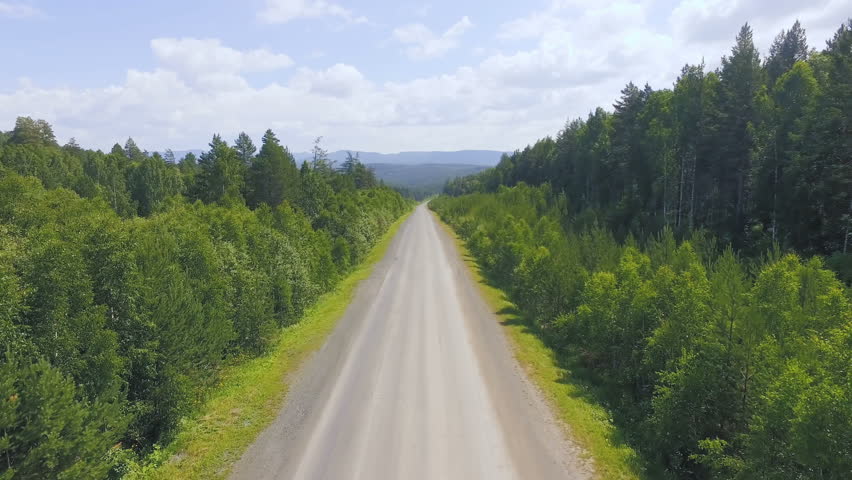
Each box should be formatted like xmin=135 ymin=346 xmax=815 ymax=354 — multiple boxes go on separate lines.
xmin=431 ymin=185 xmax=851 ymax=479
xmin=0 ymin=123 xmax=409 ymax=478
xmin=446 ymin=20 xmax=852 ymax=263
xmin=435 ymin=18 xmax=852 ymax=480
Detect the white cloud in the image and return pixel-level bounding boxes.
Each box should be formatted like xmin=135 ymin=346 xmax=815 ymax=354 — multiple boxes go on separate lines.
xmin=290 ymin=63 xmax=372 ymax=98
xmin=258 ymin=0 xmax=366 ymax=24
xmin=2 ymin=2 xmax=849 ymax=155
xmin=0 ymin=56 xmax=535 ymax=153
xmin=498 ymin=11 xmax=566 ymax=40
xmin=489 ymin=1 xmax=675 ymax=91
xmin=0 ymin=1 xmax=41 ymax=18
xmin=665 ymin=0 xmax=850 ymax=71
xmin=670 ymin=0 xmax=829 ymax=45
xmin=393 ymin=16 xmax=473 ymax=59
xmin=150 ymin=38 xmax=293 ymax=77
xmin=195 ymin=73 xmax=250 ymax=92
xmin=0 ymin=0 xmax=726 ymax=155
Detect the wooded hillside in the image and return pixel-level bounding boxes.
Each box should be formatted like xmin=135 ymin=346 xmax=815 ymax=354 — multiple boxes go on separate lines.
xmin=446 ymin=21 xmax=851 ymax=265
xmin=435 ymin=19 xmax=852 ymax=479
xmin=0 ymin=124 xmax=410 ymax=478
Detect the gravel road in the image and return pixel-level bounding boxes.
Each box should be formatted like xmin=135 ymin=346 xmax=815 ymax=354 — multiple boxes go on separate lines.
xmin=229 ymin=204 xmax=591 ymax=479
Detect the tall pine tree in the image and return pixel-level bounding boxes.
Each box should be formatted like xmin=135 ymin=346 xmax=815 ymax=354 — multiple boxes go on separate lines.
xmin=248 ymin=129 xmax=300 ymax=207
xmin=717 ymin=24 xmax=763 ymax=244
xmin=196 ymin=135 xmax=244 ymax=205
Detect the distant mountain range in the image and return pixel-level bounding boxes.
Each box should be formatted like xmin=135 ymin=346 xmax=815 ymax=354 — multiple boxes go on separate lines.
xmin=292 ymin=150 xmax=504 ymax=166
xmin=169 ymin=149 xmax=504 ymax=167
xmin=369 ymin=163 xmax=489 ymax=198
xmin=165 ymin=149 xmax=501 ymax=198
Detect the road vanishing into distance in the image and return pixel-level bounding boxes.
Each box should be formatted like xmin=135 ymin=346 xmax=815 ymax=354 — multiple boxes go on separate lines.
xmin=231 ymin=205 xmax=591 ymax=479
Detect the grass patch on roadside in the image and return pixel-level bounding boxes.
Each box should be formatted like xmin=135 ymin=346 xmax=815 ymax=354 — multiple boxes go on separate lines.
xmin=433 ymin=212 xmax=651 ymax=480
xmin=130 ymin=211 xmax=413 ymax=480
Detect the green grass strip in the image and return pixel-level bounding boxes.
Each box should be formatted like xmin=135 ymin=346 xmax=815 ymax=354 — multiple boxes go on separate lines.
xmin=434 ymin=212 xmax=652 ymax=480
xmin=129 ymin=210 xmax=413 ymax=480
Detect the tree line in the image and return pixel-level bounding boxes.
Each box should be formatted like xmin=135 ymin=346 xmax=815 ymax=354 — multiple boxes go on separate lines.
xmin=431 ymin=184 xmax=850 ymax=479
xmin=0 ymin=121 xmax=410 ymax=478
xmin=435 ymin=18 xmax=852 ymax=479
xmin=446 ymin=20 xmax=851 ymax=271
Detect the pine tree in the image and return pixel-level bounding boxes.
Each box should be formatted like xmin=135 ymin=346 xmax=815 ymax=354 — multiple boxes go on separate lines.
xmin=163 ymin=148 xmax=176 ymax=164
xmin=110 ymin=143 xmax=126 ymax=159
xmin=718 ymin=24 xmax=763 ymax=244
xmin=341 ymin=152 xmax=378 ymax=189
xmin=124 ymin=137 xmax=145 ymax=162
xmin=310 ymin=136 xmax=334 ymax=174
xmin=196 ymin=135 xmax=245 ymax=204
xmin=791 ymin=20 xmax=852 ymax=253
xmin=766 ymin=21 xmax=809 ymax=86
xmin=754 ymin=61 xmax=818 ymax=247
xmin=234 ymin=132 xmax=257 ymax=167
xmin=611 ymin=82 xmax=649 ymax=217
xmin=63 ymin=137 xmax=81 ymax=153
xmin=247 ymin=129 xmax=300 ymax=207
xmin=0 ymin=355 xmax=124 ymax=479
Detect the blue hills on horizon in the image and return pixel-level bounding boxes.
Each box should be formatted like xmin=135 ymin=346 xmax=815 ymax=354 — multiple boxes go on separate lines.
xmin=292 ymin=149 xmax=504 ymax=167
xmin=165 ymin=149 xmax=502 ymax=197
xmin=168 ymin=149 xmax=504 ymax=167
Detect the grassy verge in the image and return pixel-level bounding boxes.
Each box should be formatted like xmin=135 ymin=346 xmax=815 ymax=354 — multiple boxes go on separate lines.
xmin=130 ymin=211 xmax=413 ymax=480
xmin=433 ymin=212 xmax=651 ymax=480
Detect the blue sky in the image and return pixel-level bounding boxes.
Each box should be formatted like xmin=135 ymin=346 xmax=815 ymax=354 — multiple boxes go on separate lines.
xmin=0 ymin=0 xmax=847 ymax=153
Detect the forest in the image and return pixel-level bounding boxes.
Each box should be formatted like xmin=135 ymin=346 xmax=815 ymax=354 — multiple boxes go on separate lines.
xmin=0 ymin=121 xmax=410 ymax=478
xmin=434 ymin=19 xmax=851 ymax=480
xmin=446 ymin=21 xmax=851 ymax=269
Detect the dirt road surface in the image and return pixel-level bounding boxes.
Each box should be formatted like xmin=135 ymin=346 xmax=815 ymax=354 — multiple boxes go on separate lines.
xmin=230 ymin=204 xmax=591 ymax=479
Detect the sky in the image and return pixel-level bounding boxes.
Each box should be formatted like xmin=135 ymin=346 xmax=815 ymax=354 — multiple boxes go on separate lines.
xmin=0 ymin=0 xmax=848 ymax=153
